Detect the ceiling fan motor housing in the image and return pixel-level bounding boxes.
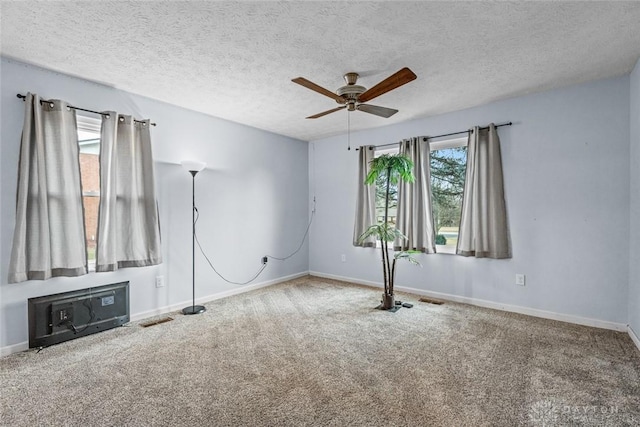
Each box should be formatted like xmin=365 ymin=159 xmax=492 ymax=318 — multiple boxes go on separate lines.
xmin=337 ymin=72 xmax=366 ymax=110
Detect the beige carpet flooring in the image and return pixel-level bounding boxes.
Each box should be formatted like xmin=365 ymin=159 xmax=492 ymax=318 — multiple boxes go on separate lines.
xmin=1 ymin=275 xmax=639 ymax=426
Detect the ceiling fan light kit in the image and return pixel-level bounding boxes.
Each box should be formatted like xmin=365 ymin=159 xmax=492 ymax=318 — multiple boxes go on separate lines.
xmin=292 ymin=67 xmax=417 ymax=119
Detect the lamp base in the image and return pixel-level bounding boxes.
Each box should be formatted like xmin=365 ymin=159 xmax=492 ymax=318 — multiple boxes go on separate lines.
xmin=182 ymin=305 xmax=206 ymax=315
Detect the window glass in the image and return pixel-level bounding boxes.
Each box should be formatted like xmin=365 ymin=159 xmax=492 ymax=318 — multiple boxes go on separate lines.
xmin=374 ymin=148 xmax=398 ymax=226
xmin=77 ymin=116 xmax=101 ymax=264
xmin=430 ymin=137 xmax=467 ymax=253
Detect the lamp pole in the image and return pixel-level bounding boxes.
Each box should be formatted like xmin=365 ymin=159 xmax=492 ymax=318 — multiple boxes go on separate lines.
xmin=182 ymin=161 xmax=206 ymax=315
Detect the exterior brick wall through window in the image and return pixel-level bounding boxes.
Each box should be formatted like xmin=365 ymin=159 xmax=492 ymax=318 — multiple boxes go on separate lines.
xmin=79 ymin=153 xmax=99 ymax=258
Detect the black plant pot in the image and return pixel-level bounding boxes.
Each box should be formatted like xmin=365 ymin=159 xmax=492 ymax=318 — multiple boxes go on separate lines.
xmin=381 ymin=293 xmax=395 ymax=310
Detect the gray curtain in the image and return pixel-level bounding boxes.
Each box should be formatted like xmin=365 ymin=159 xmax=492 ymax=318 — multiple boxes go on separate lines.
xmin=353 ymin=145 xmax=376 ymax=247
xmin=8 ymin=93 xmax=87 ymax=283
xmin=457 ymin=124 xmax=510 ymax=258
xmin=96 ymin=113 xmax=162 ymax=271
xmin=394 ymin=137 xmax=437 ymax=253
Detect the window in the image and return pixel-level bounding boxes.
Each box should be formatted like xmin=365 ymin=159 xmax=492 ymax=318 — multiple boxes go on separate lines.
xmin=374 ymin=148 xmax=399 ymax=226
xmin=430 ymin=137 xmax=467 ymax=254
xmin=77 ymin=115 xmax=101 ymax=266
xmin=373 ymin=137 xmax=468 ymax=253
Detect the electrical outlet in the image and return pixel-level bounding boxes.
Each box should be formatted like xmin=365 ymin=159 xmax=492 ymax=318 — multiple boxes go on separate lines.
xmin=341 ymin=254 xmax=346 ymax=263
xmin=515 ymin=274 xmax=526 ymax=286
xmin=155 ymin=275 xmax=165 ymax=288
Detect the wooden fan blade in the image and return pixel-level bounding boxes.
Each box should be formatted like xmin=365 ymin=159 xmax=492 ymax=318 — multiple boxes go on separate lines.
xmin=356 ymin=104 xmax=398 ymax=118
xmin=358 ymin=67 xmax=417 ymax=103
xmin=292 ymin=77 xmax=346 ymax=102
xmin=306 ymin=106 xmax=347 ymax=119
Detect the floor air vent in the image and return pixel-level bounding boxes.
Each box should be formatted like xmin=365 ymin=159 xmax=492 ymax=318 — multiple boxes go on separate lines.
xmin=140 ymin=317 xmax=174 ymax=328
xmin=419 ymin=297 xmax=445 ymax=305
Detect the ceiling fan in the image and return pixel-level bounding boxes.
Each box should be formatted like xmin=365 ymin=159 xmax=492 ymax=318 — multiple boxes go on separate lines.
xmin=292 ymin=68 xmax=417 ymax=119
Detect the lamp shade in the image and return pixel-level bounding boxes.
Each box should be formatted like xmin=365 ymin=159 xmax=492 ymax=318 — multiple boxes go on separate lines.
xmin=181 ymin=160 xmax=206 ymax=173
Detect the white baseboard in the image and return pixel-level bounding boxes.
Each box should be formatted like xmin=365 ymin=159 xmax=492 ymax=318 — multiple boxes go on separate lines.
xmin=310 ymin=271 xmax=382 ymax=289
xmin=1 ymin=341 xmax=29 ymax=357
xmin=629 ymin=326 xmax=640 ymax=351
xmin=130 ymin=270 xmax=309 ymax=322
xmin=310 ymin=271 xmax=628 ymax=332
xmin=1 ymin=271 xmax=309 ymax=358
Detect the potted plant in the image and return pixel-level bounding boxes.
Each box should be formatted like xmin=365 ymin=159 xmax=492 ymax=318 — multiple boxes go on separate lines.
xmin=358 ymin=154 xmax=420 ymax=310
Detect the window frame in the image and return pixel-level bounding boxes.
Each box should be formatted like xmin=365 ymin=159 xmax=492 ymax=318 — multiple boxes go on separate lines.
xmin=372 ymin=136 xmax=468 ymax=254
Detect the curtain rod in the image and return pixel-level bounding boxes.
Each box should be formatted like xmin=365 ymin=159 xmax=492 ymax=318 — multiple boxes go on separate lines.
xmin=16 ymin=94 xmax=157 ymax=127
xmin=356 ymin=121 xmax=512 ymax=151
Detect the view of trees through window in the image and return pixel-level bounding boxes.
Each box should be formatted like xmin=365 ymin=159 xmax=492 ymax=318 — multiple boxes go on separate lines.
xmin=375 ymin=173 xmax=398 ymax=225
xmin=374 ymin=141 xmax=467 ymax=250
xmin=431 ymin=146 xmax=467 ymax=247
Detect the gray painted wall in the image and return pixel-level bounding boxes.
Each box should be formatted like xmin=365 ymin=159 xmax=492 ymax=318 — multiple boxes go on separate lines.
xmin=630 ymin=58 xmax=640 ymax=337
xmin=0 ymin=58 xmax=309 ymax=351
xmin=309 ymin=76 xmax=631 ymax=325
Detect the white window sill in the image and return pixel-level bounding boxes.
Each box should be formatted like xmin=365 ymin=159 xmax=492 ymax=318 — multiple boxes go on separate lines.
xmin=372 ymin=243 xmax=457 ymax=255
xmin=436 ymin=245 xmax=457 ymax=255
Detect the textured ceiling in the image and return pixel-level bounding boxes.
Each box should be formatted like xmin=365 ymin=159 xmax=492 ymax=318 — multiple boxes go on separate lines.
xmin=1 ymin=1 xmax=640 ymax=141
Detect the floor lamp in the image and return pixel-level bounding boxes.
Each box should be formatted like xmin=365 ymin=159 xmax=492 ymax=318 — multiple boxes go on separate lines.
xmin=181 ymin=160 xmax=207 ymax=315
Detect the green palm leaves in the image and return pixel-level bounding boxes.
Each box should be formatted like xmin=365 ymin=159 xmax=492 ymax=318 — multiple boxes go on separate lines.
xmin=359 ymin=223 xmax=406 ymax=243
xmin=365 ymin=154 xmax=414 ymax=186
